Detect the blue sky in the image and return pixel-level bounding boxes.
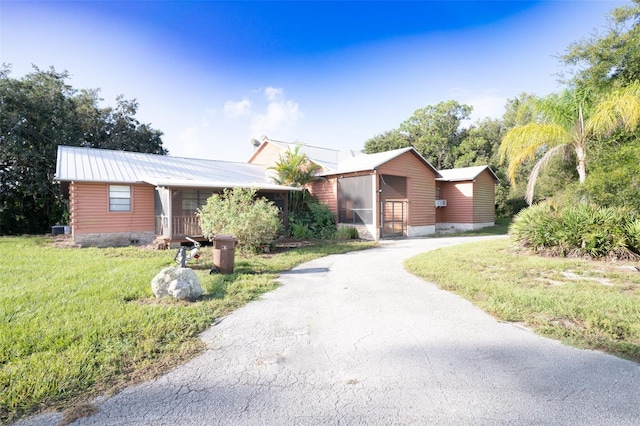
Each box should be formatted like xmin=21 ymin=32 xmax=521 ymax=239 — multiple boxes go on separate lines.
xmin=1 ymin=1 xmax=626 ymax=162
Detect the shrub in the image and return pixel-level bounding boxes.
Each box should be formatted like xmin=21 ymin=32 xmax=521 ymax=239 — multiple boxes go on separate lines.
xmin=290 ymin=222 xmax=313 ymax=239
xmin=334 ymin=225 xmax=360 ymax=240
xmin=510 ymin=202 xmax=640 ymax=259
xmin=307 ymin=202 xmax=337 ymax=238
xmin=288 ymin=201 xmax=336 ymax=239
xmin=197 ymin=188 xmax=280 ymax=252
xmin=496 ymin=195 xmax=528 ymax=219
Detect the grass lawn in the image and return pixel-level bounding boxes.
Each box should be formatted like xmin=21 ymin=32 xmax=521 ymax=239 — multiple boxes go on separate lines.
xmin=406 ymin=237 xmax=640 ymax=364
xmin=432 ymin=217 xmax=511 ymax=237
xmin=0 ymin=236 xmax=376 ymax=424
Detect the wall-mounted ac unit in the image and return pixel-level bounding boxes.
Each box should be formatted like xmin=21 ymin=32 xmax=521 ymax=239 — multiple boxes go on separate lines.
xmin=435 ymin=199 xmax=447 ymax=207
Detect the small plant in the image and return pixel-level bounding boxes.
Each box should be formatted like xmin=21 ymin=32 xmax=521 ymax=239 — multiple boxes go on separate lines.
xmin=334 ymin=225 xmax=359 ymax=240
xmin=290 ymin=222 xmax=313 ymax=239
xmin=197 ymin=188 xmax=280 ymax=252
xmin=288 ymin=201 xmax=337 ymax=239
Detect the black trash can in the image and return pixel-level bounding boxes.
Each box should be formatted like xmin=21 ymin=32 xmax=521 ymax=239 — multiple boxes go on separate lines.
xmin=212 ymin=235 xmax=238 ymax=274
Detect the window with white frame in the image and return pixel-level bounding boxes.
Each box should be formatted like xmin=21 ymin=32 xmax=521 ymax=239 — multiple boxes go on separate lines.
xmin=109 ymin=185 xmax=131 ymax=212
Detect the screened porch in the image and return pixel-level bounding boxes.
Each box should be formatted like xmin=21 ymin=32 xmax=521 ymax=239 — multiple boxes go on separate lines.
xmin=153 ymin=187 xmax=288 ymax=242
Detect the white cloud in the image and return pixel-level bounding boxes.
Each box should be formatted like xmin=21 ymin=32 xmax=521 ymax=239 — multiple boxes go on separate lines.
xmin=264 ymin=86 xmax=283 ymax=102
xmin=170 ymin=87 xmax=302 ymax=162
xmin=467 ymin=94 xmax=507 ymax=122
xmin=223 ymin=99 xmax=252 ymax=118
xmin=234 ymin=86 xmax=302 ymax=138
xmin=251 ymin=98 xmax=301 ymax=135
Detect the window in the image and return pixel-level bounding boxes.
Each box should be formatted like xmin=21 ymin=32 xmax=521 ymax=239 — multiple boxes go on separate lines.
xmin=180 ymin=190 xmax=214 ymax=213
xmin=181 ymin=190 xmax=199 ymax=212
xmin=109 ymin=185 xmax=131 ymax=212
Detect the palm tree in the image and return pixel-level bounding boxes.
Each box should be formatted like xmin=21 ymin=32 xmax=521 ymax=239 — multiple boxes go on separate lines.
xmin=499 ymin=82 xmax=640 ymax=204
xmin=269 ymin=145 xmax=322 ymax=214
xmin=269 ymin=145 xmax=321 ymax=188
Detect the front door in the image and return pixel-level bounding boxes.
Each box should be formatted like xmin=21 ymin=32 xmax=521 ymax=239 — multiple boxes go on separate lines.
xmin=381 ymin=200 xmax=407 ymax=237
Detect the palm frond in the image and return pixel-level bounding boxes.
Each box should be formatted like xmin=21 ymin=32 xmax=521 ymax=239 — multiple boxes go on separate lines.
xmin=587 ymin=82 xmax=640 ymax=136
xmin=268 ymin=145 xmax=321 ymax=187
xmin=499 ymin=123 xmax=570 ymax=185
xmin=525 ymin=144 xmax=567 ymax=205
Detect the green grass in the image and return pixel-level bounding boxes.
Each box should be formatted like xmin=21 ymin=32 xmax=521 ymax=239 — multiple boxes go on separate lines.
xmin=405 ymin=237 xmax=640 ymax=363
xmin=431 ymin=217 xmax=511 ymax=237
xmin=0 ymin=236 xmax=376 ymax=423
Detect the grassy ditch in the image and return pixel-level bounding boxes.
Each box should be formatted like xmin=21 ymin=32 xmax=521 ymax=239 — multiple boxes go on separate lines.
xmin=0 ymin=236 xmax=375 ymax=423
xmin=405 ymin=237 xmax=640 ymax=363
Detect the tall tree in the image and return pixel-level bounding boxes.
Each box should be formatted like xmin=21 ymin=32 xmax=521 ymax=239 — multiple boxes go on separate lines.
xmin=561 ymin=0 xmax=640 ymax=91
xmin=363 ymin=130 xmax=410 ymax=154
xmin=454 ymin=118 xmax=504 ymax=168
xmin=499 ymin=83 xmax=640 ymax=204
xmin=100 ymin=96 xmax=165 ymax=154
xmin=502 ymin=93 xmax=539 ymax=129
xmin=399 ymin=100 xmax=472 ymax=169
xmin=581 ymin=132 xmax=640 ymax=212
xmin=0 ymin=65 xmax=166 ymax=234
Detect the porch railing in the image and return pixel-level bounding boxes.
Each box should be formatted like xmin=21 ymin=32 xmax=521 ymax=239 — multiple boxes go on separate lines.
xmin=155 ymin=215 xmax=202 ymax=238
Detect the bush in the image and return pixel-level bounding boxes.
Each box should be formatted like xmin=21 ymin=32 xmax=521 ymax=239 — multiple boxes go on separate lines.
xmin=334 ymin=225 xmax=360 ymax=240
xmin=496 ymin=196 xmax=528 ymax=218
xmin=288 ymin=201 xmax=337 ymax=239
xmin=197 ymin=188 xmax=280 ymax=252
xmin=510 ymin=202 xmax=640 ymax=259
xmin=580 ymin=138 xmax=640 ymax=214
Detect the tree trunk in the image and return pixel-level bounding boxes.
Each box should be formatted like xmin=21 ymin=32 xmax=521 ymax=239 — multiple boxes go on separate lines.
xmin=575 ymin=145 xmax=587 ymax=184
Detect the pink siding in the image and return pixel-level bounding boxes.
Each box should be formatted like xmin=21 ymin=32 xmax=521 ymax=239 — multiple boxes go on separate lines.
xmin=436 ymin=170 xmax=496 ymax=224
xmin=247 ymin=142 xmax=284 ymax=165
xmin=309 ymin=178 xmax=338 ymax=215
xmin=378 ymin=152 xmax=437 ymax=227
xmin=473 ymin=170 xmax=496 ymax=223
xmin=70 ymin=182 xmax=155 ymax=235
xmin=436 ymin=181 xmax=473 ymax=223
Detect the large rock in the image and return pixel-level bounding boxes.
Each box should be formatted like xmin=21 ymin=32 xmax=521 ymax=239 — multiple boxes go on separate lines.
xmin=151 ymin=267 xmax=204 ymax=300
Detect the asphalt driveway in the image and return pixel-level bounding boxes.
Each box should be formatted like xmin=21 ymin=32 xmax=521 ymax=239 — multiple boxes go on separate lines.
xmin=18 ymin=236 xmax=640 ymax=425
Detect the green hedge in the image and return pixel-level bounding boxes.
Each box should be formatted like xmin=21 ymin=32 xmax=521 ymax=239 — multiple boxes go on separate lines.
xmin=510 ymin=203 xmax=640 ymax=259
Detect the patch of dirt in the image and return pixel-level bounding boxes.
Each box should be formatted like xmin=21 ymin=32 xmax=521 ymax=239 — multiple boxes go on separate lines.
xmin=549 ymin=317 xmax=585 ymax=331
xmin=561 ymin=270 xmax=613 ymax=286
xmin=49 ymin=235 xmax=79 ymax=249
xmin=60 ymin=403 xmax=98 ymax=426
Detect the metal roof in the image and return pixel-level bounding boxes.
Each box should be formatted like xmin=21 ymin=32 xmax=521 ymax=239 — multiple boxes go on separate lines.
xmin=436 ymin=165 xmax=500 ymax=182
xmin=262 ymin=139 xmax=362 ymax=172
xmin=318 ymin=147 xmax=441 ymax=177
xmin=55 ymin=145 xmax=299 ymax=191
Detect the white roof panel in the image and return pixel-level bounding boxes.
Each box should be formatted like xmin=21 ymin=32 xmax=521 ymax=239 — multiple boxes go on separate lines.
xmin=56 ymin=145 xmax=297 ymax=191
xmin=318 ymin=147 xmax=440 ymax=177
xmin=266 ymin=139 xmax=362 ymax=172
xmin=437 ymin=165 xmax=499 ymax=182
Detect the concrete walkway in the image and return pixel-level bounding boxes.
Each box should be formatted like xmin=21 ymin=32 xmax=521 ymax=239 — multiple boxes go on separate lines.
xmin=17 ymin=236 xmax=640 ymax=425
